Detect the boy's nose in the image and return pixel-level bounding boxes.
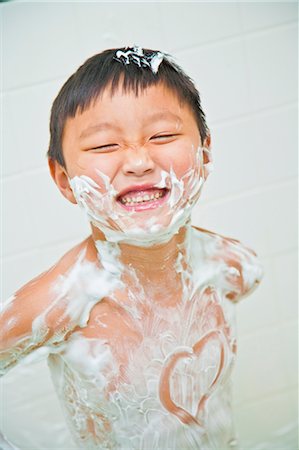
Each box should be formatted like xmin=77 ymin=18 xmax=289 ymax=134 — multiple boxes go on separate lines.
xmin=122 ymin=147 xmax=154 ymax=176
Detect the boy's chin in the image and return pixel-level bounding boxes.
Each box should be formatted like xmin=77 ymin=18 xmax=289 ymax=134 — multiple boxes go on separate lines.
xmin=91 ymin=209 xmax=190 ymax=247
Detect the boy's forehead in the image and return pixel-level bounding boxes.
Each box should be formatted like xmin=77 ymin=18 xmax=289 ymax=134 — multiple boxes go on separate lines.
xmin=75 ymin=82 xmax=190 ymax=123
xmin=99 ymin=81 xmax=182 ymax=106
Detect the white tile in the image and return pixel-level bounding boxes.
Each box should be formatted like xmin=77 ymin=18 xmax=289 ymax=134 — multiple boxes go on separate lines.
xmin=39 ymin=238 xmax=85 ymax=270
xmin=1 ymin=251 xmax=43 ymax=300
xmin=2 ymin=170 xmax=90 ymax=257
xmin=2 ymin=80 xmax=64 ymax=176
xmin=232 ymin=388 xmax=298 ymax=449
xmin=177 ymin=38 xmax=251 ymax=123
xmin=193 ymin=179 xmax=297 ymax=258
xmin=205 ymin=104 xmax=298 ymax=201
xmin=232 ymin=324 xmax=293 ymax=403
xmin=157 ymin=2 xmax=241 ymax=51
xmin=25 ymin=170 xmax=90 ymax=249
xmin=236 ymin=249 xmax=298 ymax=335
xmin=2 ymin=3 xmax=80 ymax=90
xmin=280 ymin=320 xmax=298 ymax=389
xmin=2 ymin=176 xmax=38 ymax=256
xmin=272 ymin=249 xmax=298 ymax=323
xmin=1 ymin=235 xmax=83 ymax=300
xmin=245 ymin=24 xmax=298 ymax=111
xmin=72 ymin=3 xmax=166 ymax=61
xmin=236 ymin=256 xmax=281 ymax=334
xmin=240 ymin=2 xmax=298 ymax=32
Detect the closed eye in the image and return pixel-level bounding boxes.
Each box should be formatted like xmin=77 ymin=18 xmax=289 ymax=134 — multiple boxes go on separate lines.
xmin=90 ymin=143 xmax=119 ymax=152
xmin=150 ymin=134 xmax=179 ymax=142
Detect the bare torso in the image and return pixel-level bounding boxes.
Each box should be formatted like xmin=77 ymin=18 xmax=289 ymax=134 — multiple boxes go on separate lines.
xmin=0 ymin=227 xmax=262 ymax=449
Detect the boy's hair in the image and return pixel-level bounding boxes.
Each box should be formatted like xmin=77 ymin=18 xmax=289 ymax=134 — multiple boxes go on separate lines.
xmin=48 ymin=47 xmax=209 ymax=168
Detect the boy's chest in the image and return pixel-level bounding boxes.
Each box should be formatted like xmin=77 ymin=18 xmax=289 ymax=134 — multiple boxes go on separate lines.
xmin=55 ymin=284 xmax=237 ymax=442
xmin=63 ymin=285 xmax=236 ymax=390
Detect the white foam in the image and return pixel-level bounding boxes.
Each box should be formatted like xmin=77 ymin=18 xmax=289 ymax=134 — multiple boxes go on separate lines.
xmin=114 ymin=46 xmax=164 ymax=74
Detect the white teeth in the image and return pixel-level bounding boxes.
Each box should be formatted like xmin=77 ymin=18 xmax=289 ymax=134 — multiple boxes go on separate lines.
xmin=120 ymin=190 xmax=165 ymax=205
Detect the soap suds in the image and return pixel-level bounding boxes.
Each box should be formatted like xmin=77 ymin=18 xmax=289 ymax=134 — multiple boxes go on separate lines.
xmin=69 ymin=146 xmax=205 ymax=247
xmin=114 ymin=46 xmax=164 ymax=74
xmin=1 ymin=142 xmax=263 ymax=449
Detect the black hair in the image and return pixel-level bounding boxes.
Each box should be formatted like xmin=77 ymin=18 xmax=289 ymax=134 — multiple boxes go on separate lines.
xmin=48 ymin=47 xmax=209 ymax=168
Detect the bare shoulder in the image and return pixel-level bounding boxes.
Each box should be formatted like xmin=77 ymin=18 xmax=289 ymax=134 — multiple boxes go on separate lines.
xmin=0 ymin=236 xmax=96 ymax=346
xmin=11 ymin=236 xmax=95 ymax=302
xmin=191 ymin=225 xmax=263 ymax=301
xmin=192 ymin=225 xmax=256 ymax=256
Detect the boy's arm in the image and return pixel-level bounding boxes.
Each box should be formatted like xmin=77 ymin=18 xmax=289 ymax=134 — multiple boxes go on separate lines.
xmin=215 ymin=234 xmax=263 ymax=302
xmin=0 ymin=266 xmax=72 ymax=376
xmin=0 ymin=239 xmax=112 ymax=376
xmin=194 ymin=226 xmax=263 ymax=303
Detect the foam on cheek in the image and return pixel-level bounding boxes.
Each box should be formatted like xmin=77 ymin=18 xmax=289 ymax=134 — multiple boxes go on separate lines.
xmin=69 ymin=146 xmax=206 ymax=247
xmin=202 ymin=147 xmax=214 ymax=179
xmin=0 ymin=147 xmax=207 ymax=375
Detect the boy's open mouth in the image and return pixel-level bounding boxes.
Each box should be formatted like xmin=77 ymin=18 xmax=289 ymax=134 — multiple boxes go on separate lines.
xmin=117 ymin=187 xmax=169 ymax=211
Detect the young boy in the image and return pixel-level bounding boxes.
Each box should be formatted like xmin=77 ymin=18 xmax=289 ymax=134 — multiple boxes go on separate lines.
xmin=0 ymin=46 xmax=262 ymax=449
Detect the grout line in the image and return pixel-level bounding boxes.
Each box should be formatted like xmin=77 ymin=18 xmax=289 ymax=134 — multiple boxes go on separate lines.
xmin=2 ymin=75 xmax=68 ymax=95
xmin=199 ymin=176 xmax=297 ymax=208
xmin=2 ymin=19 xmax=297 ymax=94
xmin=172 ymin=19 xmax=297 ymax=56
xmin=2 ymin=100 xmax=297 ymax=180
xmin=232 ymin=385 xmax=298 ymax=409
xmin=209 ymin=101 xmax=298 ymax=129
xmin=1 ymin=234 xmax=90 ymax=262
xmin=1 ymin=166 xmax=49 ymax=182
xmin=257 ymin=246 xmax=298 ymax=261
xmin=236 ymin=318 xmax=298 ymax=341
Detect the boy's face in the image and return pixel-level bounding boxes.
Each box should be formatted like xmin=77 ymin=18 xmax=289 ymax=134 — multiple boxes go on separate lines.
xmin=51 ymin=83 xmax=210 ymax=240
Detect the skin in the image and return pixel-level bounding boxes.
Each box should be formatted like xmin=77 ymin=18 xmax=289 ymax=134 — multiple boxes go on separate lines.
xmin=1 ymin=82 xmax=211 ymax=350
xmin=50 ymin=82 xmax=210 ymax=204
xmin=49 ymin=82 xmax=211 ymax=292
xmin=0 ymin=82 xmax=262 ymax=448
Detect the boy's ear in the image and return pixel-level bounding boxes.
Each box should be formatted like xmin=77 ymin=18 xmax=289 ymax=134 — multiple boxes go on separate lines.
xmin=48 ymin=159 xmax=77 ymax=204
xmin=202 ymin=134 xmax=213 ymax=180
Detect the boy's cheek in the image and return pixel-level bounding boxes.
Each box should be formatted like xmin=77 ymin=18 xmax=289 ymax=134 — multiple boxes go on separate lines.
xmin=67 ymin=154 xmax=114 ymax=183
xmin=163 ymin=144 xmax=201 ymax=177
xmin=156 ymin=140 xmax=183 ymax=162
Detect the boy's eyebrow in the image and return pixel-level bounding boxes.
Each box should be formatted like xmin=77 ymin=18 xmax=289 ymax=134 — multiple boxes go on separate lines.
xmin=80 ymin=122 xmax=121 ymax=139
xmin=145 ymin=111 xmax=183 ymax=125
xmin=80 ymin=112 xmax=182 ymax=139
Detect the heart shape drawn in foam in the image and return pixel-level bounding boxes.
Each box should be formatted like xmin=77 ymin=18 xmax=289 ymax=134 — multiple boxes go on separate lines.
xmin=159 ymin=329 xmax=228 ymax=428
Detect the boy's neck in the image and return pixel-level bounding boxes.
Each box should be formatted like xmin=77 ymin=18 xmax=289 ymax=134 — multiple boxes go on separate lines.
xmin=119 ymin=227 xmax=188 ymax=273
xmin=90 ymin=224 xmax=192 ymax=303
xmin=91 ymin=224 xmax=189 ymax=267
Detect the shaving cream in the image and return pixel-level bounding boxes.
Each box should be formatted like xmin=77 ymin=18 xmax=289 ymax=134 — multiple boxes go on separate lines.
xmin=114 ymin=46 xmax=164 ymax=74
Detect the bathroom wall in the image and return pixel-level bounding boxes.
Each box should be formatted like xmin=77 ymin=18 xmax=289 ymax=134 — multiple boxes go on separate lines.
xmin=1 ymin=2 xmax=298 ymax=449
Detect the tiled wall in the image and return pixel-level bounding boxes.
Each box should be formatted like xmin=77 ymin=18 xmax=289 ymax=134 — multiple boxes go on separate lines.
xmin=1 ymin=2 xmax=298 ymax=449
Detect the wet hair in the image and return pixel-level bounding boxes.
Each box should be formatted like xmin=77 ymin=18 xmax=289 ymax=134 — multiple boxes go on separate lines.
xmin=47 ymin=47 xmax=209 ymax=168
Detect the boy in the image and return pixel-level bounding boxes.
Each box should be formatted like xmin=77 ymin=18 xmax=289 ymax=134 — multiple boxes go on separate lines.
xmin=0 ymin=47 xmax=263 ymax=449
